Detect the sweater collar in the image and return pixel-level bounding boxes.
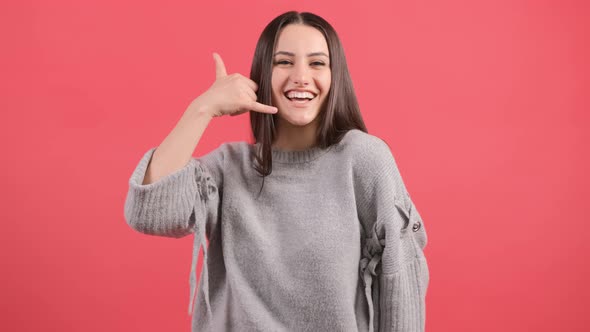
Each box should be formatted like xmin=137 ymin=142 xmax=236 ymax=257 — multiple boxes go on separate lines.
xmin=253 ymin=142 xmax=332 ymax=164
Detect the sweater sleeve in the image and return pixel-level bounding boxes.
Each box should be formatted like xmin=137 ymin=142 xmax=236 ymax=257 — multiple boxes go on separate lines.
xmin=123 ymin=146 xmax=222 ymax=239
xmin=124 ymin=145 xmax=224 ymax=320
xmin=356 ymin=138 xmax=429 ymax=332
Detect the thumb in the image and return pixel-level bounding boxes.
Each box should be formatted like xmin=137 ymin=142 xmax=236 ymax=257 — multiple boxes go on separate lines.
xmin=213 ymin=52 xmax=227 ymax=79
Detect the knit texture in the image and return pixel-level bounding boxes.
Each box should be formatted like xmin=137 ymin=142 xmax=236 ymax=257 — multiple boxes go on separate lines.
xmin=124 ymin=129 xmax=429 ymax=331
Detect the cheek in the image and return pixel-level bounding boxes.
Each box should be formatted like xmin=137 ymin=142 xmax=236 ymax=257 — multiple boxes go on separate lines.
xmin=271 ymin=70 xmax=279 ymax=89
xmin=271 ymin=76 xmax=286 ymax=95
xmin=320 ymin=72 xmax=331 ymax=92
xmin=271 ymin=76 xmax=278 ymax=92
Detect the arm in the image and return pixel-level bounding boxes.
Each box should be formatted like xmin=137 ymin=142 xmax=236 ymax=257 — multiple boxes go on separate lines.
xmin=123 ymin=145 xmax=222 ymax=239
xmin=124 ymin=50 xmax=274 ymax=237
xmin=356 ymin=137 xmax=429 ymax=332
xmin=143 ymin=101 xmax=213 ymax=185
xmin=123 ymin=101 xmax=223 ymax=239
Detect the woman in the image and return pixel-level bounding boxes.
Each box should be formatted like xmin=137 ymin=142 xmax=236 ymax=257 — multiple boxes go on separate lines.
xmin=124 ymin=11 xmax=429 ymax=332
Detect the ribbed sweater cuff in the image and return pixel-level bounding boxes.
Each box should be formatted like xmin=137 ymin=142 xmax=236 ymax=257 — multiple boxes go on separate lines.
xmin=379 ymin=257 xmax=428 ymax=332
xmin=124 ymin=147 xmax=199 ymax=238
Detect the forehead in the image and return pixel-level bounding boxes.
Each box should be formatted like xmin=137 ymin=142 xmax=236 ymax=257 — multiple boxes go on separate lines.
xmin=274 ymin=24 xmax=329 ymax=54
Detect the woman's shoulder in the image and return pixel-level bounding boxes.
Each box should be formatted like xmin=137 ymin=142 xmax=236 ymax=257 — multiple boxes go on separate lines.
xmin=338 ymin=129 xmax=395 ymax=164
xmin=198 ymin=140 xmax=251 ymax=157
xmin=195 ymin=140 xmax=253 ymax=172
xmin=335 ymin=129 xmax=405 ymax=189
xmin=195 ymin=140 xmax=253 ymax=184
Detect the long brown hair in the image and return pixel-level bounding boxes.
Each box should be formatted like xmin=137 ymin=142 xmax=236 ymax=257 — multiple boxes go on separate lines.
xmin=249 ymin=11 xmax=367 ymax=192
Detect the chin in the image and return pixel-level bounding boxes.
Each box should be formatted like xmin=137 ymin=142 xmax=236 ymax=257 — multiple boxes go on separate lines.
xmin=278 ymin=110 xmax=320 ymax=127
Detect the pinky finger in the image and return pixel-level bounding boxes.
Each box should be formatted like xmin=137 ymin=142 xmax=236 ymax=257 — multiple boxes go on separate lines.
xmin=251 ymin=101 xmax=278 ymax=114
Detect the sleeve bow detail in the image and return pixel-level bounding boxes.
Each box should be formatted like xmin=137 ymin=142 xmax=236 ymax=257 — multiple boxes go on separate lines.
xmin=188 ymin=162 xmax=218 ymax=322
xmin=195 ymin=163 xmax=217 ymax=201
xmin=360 ymin=217 xmax=386 ymax=332
xmin=359 ymin=197 xmax=417 ymax=332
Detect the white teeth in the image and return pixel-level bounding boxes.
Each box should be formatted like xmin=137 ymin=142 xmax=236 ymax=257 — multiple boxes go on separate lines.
xmin=286 ymin=91 xmax=315 ymax=99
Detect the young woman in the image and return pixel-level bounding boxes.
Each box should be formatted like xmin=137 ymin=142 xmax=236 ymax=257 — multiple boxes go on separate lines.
xmin=125 ymin=11 xmax=429 ymax=332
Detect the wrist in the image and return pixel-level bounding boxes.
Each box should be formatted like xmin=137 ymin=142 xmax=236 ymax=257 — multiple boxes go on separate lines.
xmin=187 ymin=99 xmax=215 ymax=118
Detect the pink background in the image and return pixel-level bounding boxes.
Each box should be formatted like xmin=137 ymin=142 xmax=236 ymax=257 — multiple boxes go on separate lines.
xmin=2 ymin=0 xmax=588 ymax=331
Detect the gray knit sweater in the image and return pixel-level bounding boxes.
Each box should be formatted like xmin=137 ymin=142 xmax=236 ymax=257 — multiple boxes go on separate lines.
xmin=124 ymin=129 xmax=429 ymax=332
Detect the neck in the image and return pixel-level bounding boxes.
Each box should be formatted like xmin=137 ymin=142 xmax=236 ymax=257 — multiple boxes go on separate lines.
xmin=272 ymin=116 xmax=320 ymax=151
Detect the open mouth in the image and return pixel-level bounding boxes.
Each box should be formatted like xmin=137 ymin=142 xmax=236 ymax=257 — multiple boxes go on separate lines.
xmin=284 ymin=92 xmax=317 ymax=105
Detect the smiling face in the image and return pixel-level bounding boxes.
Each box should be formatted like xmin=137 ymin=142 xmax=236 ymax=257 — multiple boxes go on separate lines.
xmin=271 ymin=24 xmax=332 ymax=130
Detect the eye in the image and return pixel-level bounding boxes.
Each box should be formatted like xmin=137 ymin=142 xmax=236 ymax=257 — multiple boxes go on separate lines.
xmin=273 ymin=60 xmax=326 ymax=66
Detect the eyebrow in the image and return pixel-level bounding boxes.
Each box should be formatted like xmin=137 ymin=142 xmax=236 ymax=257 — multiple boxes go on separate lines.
xmin=273 ymin=51 xmax=329 ymax=58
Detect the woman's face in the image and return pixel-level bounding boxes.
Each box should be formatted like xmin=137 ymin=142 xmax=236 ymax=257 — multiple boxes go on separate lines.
xmin=271 ymin=24 xmax=331 ymax=128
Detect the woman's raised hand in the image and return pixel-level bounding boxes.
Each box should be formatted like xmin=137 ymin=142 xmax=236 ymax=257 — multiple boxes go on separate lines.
xmin=191 ymin=52 xmax=278 ymax=118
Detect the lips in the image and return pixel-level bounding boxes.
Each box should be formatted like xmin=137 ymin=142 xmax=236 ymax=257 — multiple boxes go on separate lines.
xmin=284 ymin=95 xmax=316 ymax=102
xmin=283 ymin=93 xmax=315 ymax=107
xmin=284 ymin=91 xmax=316 ymax=101
xmin=284 ymin=89 xmax=317 ymax=95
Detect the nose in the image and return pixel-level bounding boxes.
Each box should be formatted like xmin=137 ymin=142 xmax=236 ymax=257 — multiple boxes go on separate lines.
xmin=291 ymin=61 xmax=310 ymax=86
